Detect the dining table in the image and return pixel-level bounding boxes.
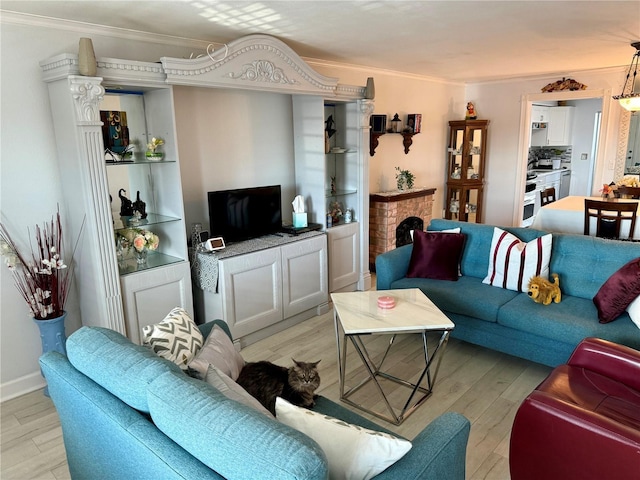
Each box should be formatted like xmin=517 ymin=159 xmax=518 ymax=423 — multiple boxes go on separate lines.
xmin=532 ymin=195 xmax=640 ymax=239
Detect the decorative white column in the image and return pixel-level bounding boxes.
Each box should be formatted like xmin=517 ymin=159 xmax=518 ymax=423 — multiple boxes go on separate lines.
xmin=53 ymin=76 xmax=126 ymax=333
xmin=358 ymin=99 xmax=375 ymax=291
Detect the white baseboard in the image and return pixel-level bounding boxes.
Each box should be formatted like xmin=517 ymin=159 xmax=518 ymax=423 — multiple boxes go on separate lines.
xmin=0 ymin=372 xmax=46 ymax=403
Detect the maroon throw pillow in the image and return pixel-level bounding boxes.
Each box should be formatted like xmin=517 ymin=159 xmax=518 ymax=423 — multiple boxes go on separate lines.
xmin=406 ymin=230 xmax=466 ymax=281
xmin=593 ymin=257 xmax=640 ymax=323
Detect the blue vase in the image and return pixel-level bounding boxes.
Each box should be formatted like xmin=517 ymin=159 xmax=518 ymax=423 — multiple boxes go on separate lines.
xmin=35 ymin=312 xmax=67 ymax=396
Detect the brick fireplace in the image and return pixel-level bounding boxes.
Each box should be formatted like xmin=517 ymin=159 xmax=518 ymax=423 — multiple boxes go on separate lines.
xmin=369 ymin=188 xmax=436 ymax=270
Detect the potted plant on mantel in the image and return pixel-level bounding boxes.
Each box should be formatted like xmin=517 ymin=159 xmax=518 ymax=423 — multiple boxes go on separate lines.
xmin=395 ymin=167 xmax=415 ymax=191
xmin=0 ymin=209 xmax=83 ymax=394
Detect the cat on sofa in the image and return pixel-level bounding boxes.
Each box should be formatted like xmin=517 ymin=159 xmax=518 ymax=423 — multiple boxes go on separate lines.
xmin=236 ymin=359 xmax=320 ymax=415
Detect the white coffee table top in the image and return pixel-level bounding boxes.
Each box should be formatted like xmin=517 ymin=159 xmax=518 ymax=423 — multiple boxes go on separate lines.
xmin=331 ymin=288 xmax=454 ymax=335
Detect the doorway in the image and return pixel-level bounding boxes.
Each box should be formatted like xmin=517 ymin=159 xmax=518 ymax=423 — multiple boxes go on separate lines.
xmin=514 ymin=89 xmax=613 ymax=226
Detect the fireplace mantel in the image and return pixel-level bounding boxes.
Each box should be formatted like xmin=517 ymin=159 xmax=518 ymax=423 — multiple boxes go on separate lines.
xmin=370 ymin=188 xmax=437 ymax=203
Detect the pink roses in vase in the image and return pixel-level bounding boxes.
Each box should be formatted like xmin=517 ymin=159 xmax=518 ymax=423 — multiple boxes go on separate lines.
xmin=117 ymin=228 xmax=159 ymax=264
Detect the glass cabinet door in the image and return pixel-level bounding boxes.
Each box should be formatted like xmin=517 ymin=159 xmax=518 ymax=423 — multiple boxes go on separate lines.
xmin=446 ymin=185 xmax=483 ymax=223
xmin=445 ymin=120 xmax=489 ymax=224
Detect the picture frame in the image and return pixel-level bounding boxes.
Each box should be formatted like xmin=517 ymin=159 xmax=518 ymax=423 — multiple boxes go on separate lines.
xmin=370 ymin=114 xmax=387 ymax=134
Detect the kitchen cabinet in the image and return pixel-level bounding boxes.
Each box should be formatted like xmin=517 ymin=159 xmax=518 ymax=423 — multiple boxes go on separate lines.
xmin=530 ymin=106 xmax=574 ymax=147
xmin=531 ymin=105 xmax=550 ymax=123
xmin=531 ymin=123 xmax=548 ymax=147
xmin=445 ymin=119 xmax=489 ymax=223
xmin=534 ymin=171 xmax=562 ymax=201
xmin=559 ymin=170 xmax=571 ymax=199
xmin=547 ymin=106 xmax=574 ymax=146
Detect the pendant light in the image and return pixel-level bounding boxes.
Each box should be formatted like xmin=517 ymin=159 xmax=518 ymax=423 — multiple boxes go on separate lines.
xmin=613 ymin=41 xmax=640 ymax=112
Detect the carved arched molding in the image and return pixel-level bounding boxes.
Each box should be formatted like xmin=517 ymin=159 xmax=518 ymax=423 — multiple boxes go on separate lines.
xmin=161 ymin=34 xmax=341 ymax=95
xmin=69 ymin=76 xmax=105 ymax=123
xmin=615 ymin=109 xmax=631 ymax=180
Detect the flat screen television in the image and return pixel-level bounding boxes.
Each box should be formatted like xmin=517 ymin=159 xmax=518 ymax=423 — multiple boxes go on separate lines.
xmin=208 ymin=185 xmax=282 ymax=242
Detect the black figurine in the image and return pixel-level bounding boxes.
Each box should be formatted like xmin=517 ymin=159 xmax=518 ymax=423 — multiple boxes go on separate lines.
xmin=132 ymin=191 xmax=147 ymax=219
xmin=119 ymin=189 xmax=134 ymax=217
xmin=325 ymin=115 xmax=336 ymax=138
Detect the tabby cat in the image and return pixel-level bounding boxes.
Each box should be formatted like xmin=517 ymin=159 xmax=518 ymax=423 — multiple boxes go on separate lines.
xmin=236 ymin=359 xmax=321 ymax=415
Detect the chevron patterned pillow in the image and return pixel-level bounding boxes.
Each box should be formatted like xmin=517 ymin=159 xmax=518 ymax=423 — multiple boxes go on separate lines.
xmin=142 ymin=307 xmax=204 ymax=369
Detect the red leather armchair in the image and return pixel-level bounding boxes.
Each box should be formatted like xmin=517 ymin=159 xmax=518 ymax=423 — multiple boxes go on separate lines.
xmin=510 ymin=337 xmax=640 ymax=480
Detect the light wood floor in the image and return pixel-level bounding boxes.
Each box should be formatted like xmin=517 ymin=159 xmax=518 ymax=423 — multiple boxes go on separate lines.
xmin=1 ymin=311 xmax=551 ymax=480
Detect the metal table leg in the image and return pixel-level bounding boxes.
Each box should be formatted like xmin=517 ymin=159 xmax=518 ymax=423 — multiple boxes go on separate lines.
xmin=337 ymin=326 xmax=452 ymax=425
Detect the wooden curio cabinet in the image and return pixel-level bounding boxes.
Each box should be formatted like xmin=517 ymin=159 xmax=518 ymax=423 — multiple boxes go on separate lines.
xmin=445 ymin=119 xmax=489 ymax=223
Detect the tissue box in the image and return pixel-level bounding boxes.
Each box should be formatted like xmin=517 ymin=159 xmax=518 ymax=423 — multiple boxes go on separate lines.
xmin=293 ymin=212 xmax=308 ymax=228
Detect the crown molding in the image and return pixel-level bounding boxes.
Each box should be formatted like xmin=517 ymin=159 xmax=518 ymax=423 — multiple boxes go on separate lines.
xmin=0 ymin=10 xmax=210 ymax=50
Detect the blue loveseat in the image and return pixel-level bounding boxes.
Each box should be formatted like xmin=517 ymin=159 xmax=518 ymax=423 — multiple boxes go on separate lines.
xmin=376 ymin=219 xmax=640 ymax=367
xmin=40 ymin=320 xmax=470 ymax=480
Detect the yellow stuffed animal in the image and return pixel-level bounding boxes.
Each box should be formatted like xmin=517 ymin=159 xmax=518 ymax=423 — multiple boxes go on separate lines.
xmin=527 ymin=273 xmax=561 ymax=305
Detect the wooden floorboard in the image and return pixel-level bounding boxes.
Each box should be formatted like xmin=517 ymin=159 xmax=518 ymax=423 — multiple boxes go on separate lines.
xmin=1 ymin=309 xmax=551 ymax=479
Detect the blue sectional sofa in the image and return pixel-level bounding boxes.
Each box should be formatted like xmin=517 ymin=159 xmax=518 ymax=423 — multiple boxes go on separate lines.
xmin=376 ymin=219 xmax=640 ymax=367
xmin=39 ymin=320 xmax=470 ymax=480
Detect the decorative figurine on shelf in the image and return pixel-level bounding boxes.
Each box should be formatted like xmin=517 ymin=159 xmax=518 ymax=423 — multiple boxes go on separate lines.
xmin=132 ymin=191 xmax=147 ymax=219
xmin=119 ymin=189 xmax=134 ymax=217
xmin=465 ymin=102 xmax=477 ymax=120
xmin=325 ymin=115 xmax=336 ymax=139
xmin=330 ymin=176 xmax=336 ymax=194
xmin=328 ymin=201 xmax=343 ymax=226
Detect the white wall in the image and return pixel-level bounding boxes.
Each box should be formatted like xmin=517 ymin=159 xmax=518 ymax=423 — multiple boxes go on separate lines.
xmin=568 ymin=98 xmax=602 ymax=195
xmin=466 ymin=69 xmax=625 ymax=226
xmin=173 ymin=87 xmax=296 ymax=233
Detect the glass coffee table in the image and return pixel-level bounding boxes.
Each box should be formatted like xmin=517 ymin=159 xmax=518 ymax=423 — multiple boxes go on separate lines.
xmin=331 ymin=288 xmax=454 ymax=425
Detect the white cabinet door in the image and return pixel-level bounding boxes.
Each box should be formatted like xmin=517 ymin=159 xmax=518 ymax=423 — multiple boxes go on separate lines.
xmin=531 ymin=105 xmax=549 ymax=122
xmin=120 ymin=261 xmax=194 ymax=344
xmin=547 ymin=107 xmax=574 ymax=146
xmin=281 ymin=235 xmax=328 ymax=318
xmin=530 ymin=127 xmax=548 ymax=147
xmin=219 ymin=247 xmax=282 ymax=339
xmin=327 ymin=222 xmax=360 ymax=292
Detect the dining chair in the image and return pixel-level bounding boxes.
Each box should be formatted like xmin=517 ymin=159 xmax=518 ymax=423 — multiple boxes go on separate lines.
xmin=583 ymin=199 xmax=638 ymax=240
xmin=616 ymin=185 xmax=640 ymax=199
xmin=540 ymin=187 xmax=556 ymax=207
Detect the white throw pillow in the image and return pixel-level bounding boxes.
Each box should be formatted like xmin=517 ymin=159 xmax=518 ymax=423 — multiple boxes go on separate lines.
xmin=482 ymin=227 xmax=552 ymax=292
xmin=275 ymin=397 xmax=411 ymax=480
xmin=205 ymin=365 xmax=272 ymax=417
xmin=627 ymin=295 xmax=640 ymax=329
xmin=189 ymin=325 xmax=245 ymax=380
xmin=410 ymin=226 xmax=460 ymax=241
xmin=142 ymin=307 xmax=203 ymax=369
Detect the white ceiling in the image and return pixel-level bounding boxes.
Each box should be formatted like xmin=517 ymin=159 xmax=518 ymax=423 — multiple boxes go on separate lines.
xmin=2 ymin=0 xmax=639 ymax=83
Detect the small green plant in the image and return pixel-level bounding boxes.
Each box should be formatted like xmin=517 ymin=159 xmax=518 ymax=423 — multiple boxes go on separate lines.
xmin=395 ymin=167 xmax=415 ymax=190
